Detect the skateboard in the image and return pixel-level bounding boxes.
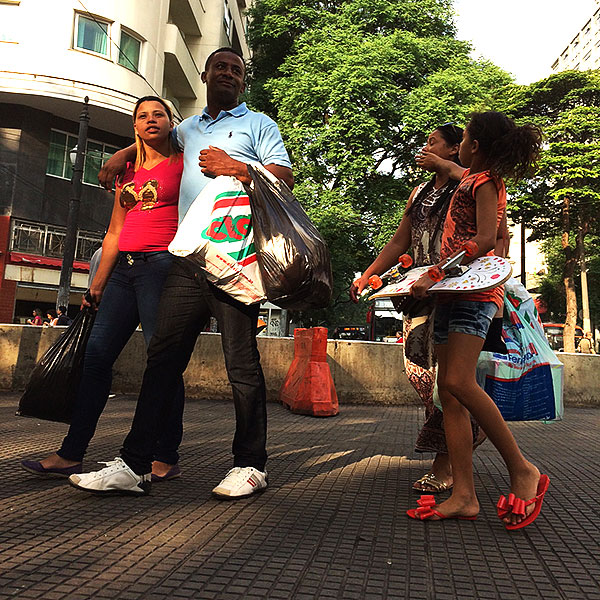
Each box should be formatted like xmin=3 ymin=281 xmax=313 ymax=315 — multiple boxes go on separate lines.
xmin=369 ymin=255 xmax=512 ymax=300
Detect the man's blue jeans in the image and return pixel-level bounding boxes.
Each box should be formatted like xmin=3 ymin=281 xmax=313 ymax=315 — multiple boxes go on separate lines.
xmin=58 ymin=251 xmax=185 ymax=464
xmin=120 ymin=257 xmax=267 ymax=475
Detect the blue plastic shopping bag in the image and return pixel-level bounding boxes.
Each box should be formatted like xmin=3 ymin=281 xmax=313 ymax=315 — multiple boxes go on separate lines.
xmin=476 ymin=279 xmax=564 ymax=421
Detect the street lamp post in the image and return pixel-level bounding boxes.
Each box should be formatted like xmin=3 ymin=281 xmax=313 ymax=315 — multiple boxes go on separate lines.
xmin=57 ymin=96 xmax=90 ymax=310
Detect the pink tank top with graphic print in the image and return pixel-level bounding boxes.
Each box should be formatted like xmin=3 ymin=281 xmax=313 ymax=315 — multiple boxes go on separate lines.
xmin=117 ymin=156 xmax=183 ymax=252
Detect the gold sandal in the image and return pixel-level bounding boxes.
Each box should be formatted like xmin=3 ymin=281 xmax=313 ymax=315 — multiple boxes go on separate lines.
xmin=473 ymin=431 xmax=487 ymax=450
xmin=412 ymin=473 xmax=453 ymax=493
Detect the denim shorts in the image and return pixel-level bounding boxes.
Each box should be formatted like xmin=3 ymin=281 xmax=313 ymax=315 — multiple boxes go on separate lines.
xmin=433 ymin=300 xmax=498 ymax=345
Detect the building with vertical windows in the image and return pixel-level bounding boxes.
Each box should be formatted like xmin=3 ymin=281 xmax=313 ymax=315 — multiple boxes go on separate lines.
xmin=0 ymin=0 xmax=250 ymax=323
xmin=551 ymin=4 xmax=600 ymax=73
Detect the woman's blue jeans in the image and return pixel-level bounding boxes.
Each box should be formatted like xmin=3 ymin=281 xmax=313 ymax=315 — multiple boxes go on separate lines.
xmin=57 ymin=251 xmax=185 ymax=464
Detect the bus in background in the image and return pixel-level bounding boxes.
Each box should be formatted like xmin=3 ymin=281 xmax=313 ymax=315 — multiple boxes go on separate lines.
xmin=332 ymin=299 xmax=403 ymax=342
xmin=543 ymin=323 xmax=584 ymax=352
xmin=367 ymin=298 xmax=403 ymax=342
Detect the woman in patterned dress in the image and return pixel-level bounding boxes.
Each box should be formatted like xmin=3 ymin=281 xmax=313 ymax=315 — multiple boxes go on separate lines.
xmin=351 ymin=123 xmax=480 ymax=493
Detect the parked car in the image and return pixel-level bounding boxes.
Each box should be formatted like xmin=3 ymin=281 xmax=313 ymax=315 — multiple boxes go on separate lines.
xmin=543 ymin=323 xmax=584 ymax=351
xmin=332 ymin=326 xmax=368 ymax=341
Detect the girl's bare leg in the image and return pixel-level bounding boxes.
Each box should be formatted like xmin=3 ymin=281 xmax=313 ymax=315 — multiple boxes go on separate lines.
xmin=433 ymin=332 xmax=540 ymax=525
xmin=428 ymin=343 xmax=479 ymax=518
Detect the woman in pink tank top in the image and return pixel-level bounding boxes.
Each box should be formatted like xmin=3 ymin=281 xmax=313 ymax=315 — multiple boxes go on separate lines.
xmin=22 ymin=97 xmax=186 ymax=483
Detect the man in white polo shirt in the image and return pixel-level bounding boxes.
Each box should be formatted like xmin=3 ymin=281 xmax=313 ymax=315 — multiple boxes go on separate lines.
xmin=72 ymin=47 xmax=293 ymax=499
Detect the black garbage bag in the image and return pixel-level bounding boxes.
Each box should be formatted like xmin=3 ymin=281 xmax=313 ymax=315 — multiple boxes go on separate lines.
xmin=247 ymin=164 xmax=333 ymax=310
xmin=16 ymin=306 xmax=96 ymax=424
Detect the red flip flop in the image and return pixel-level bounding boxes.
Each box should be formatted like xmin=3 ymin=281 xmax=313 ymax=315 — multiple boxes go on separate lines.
xmin=407 ymin=495 xmax=478 ymax=521
xmin=496 ymin=474 xmax=550 ymax=530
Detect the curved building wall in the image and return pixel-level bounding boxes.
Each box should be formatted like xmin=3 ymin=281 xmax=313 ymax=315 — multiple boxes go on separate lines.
xmin=0 ymin=0 xmax=172 ymax=133
xmin=0 ymin=0 xmax=249 ymax=126
xmin=0 ymin=0 xmax=251 ymax=323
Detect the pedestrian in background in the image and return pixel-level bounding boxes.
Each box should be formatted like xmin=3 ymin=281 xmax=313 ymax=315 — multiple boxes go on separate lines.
xmin=27 ymin=308 xmax=43 ymax=326
xmin=577 ymin=331 xmax=595 ymax=354
xmin=55 ymin=306 xmax=72 ymax=326
xmin=43 ymin=309 xmax=58 ymax=327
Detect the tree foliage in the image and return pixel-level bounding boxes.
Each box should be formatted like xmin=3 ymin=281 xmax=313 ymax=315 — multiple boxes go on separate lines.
xmin=246 ymin=0 xmax=511 ymax=328
xmin=496 ymin=71 xmax=600 ymax=348
xmin=538 ymin=234 xmax=600 ymax=329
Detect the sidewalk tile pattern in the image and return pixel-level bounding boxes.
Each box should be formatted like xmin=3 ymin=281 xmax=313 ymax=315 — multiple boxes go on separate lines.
xmin=1 ymin=394 xmax=599 ymax=599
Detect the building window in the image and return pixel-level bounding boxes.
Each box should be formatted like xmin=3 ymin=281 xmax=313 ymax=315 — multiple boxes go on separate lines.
xmin=83 ymin=140 xmax=119 ymax=185
xmin=47 ymin=130 xmax=76 ymax=179
xmin=75 ymin=13 xmax=109 ymax=56
xmin=0 ymin=1 xmax=19 ymax=43
xmin=46 ymin=129 xmax=119 ymax=186
xmin=118 ymin=29 xmax=141 ymax=72
xmin=223 ymin=0 xmax=232 ymax=40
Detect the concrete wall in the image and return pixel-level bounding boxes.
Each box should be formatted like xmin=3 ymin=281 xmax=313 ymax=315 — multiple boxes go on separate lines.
xmin=555 ymin=352 xmax=599 ymax=407
xmin=1 ymin=325 xmax=598 ymax=407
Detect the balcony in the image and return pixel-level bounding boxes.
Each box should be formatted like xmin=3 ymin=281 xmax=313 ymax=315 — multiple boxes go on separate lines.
xmin=10 ymin=219 xmax=102 ymax=262
xmin=168 ymin=0 xmax=203 ymax=36
xmin=163 ymin=24 xmax=199 ymax=99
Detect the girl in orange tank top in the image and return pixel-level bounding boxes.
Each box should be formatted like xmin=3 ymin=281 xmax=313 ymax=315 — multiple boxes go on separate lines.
xmin=407 ymin=111 xmax=550 ymax=530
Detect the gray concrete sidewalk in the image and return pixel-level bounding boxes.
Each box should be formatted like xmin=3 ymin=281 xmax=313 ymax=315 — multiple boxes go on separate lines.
xmin=1 ymin=392 xmax=598 ymax=600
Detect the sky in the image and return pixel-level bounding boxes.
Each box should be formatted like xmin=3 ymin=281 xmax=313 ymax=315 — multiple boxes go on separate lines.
xmin=453 ymin=0 xmax=598 ymax=83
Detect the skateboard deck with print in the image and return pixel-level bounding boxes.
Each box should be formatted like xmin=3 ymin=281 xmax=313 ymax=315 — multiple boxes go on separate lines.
xmin=369 ymin=255 xmax=512 ymax=300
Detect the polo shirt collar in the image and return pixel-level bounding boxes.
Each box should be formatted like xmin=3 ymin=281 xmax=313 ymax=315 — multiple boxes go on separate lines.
xmin=201 ymin=102 xmax=248 ymax=122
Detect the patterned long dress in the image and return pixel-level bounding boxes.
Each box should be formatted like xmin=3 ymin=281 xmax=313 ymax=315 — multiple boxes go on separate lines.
xmin=400 ymin=181 xmax=480 ymax=453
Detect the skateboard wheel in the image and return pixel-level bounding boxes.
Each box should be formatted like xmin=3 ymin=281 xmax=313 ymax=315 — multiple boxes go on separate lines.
xmin=368 ymin=275 xmax=383 ymax=290
xmin=462 ymin=240 xmax=478 ymax=257
xmin=398 ymin=254 xmax=413 ymax=268
xmin=427 ymin=266 xmax=445 ymax=282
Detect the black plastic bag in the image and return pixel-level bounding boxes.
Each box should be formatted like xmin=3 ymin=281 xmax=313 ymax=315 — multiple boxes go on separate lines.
xmin=17 ymin=306 xmax=96 ymax=423
xmin=247 ymin=165 xmax=333 ymax=310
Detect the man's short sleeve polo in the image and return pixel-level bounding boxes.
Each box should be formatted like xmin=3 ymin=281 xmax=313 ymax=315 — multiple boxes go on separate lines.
xmin=174 ymin=104 xmax=291 ymax=221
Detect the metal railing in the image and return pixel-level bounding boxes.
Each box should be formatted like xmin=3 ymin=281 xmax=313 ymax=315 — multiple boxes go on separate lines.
xmin=10 ymin=219 xmax=102 ymax=262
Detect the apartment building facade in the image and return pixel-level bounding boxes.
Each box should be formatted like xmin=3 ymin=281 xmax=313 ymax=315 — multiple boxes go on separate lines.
xmin=0 ymin=0 xmax=250 ymax=323
xmin=552 ymin=5 xmax=600 ymax=73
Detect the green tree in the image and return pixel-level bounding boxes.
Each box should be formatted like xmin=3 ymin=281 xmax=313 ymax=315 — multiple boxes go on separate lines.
xmin=247 ymin=0 xmax=511 ymax=328
xmin=538 ymin=234 xmax=600 ymax=334
xmin=497 ymin=71 xmax=600 ymax=351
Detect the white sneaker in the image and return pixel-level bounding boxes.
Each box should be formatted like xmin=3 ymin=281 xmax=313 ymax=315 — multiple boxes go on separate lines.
xmin=68 ymin=457 xmax=151 ymax=496
xmin=212 ymin=467 xmax=268 ymax=499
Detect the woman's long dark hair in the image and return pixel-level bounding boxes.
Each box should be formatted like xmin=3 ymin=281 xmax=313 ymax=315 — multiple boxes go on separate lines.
xmin=467 ymin=111 xmax=542 ymax=182
xmin=406 ymin=123 xmax=464 ymax=219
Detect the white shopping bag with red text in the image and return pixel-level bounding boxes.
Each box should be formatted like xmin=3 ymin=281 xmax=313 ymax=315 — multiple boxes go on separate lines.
xmin=168 ymin=176 xmax=265 ymax=304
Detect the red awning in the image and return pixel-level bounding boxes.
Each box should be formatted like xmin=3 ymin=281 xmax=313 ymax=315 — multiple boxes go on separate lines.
xmin=8 ymin=252 xmax=90 ymax=272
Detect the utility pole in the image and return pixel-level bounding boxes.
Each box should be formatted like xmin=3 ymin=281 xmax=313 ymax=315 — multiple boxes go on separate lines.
xmin=579 ymin=230 xmax=591 ymax=333
xmin=57 ymin=96 xmax=89 ymax=311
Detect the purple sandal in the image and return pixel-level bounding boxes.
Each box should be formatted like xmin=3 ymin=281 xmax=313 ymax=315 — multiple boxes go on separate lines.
xmin=21 ymin=460 xmax=83 ymax=479
xmin=151 ymin=465 xmax=182 ymax=482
